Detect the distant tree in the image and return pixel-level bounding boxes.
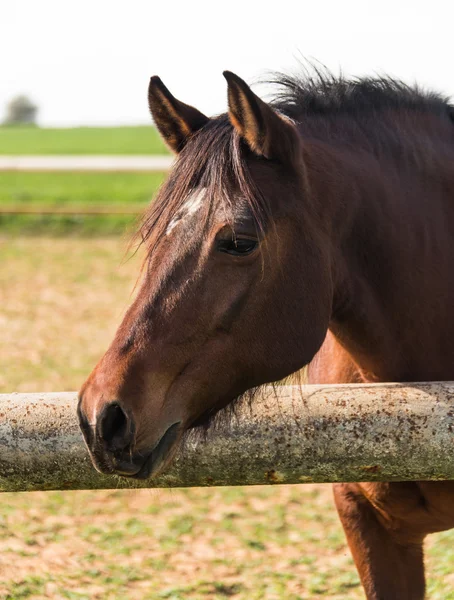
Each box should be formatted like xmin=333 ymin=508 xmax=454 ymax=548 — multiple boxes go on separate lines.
xmin=3 ymin=95 xmax=38 ymax=125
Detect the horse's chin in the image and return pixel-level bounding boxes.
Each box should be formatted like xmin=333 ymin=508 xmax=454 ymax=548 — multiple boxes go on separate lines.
xmin=120 ymin=421 xmax=182 ymax=480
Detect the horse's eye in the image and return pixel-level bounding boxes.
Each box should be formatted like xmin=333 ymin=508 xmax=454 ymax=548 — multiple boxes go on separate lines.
xmin=217 ymin=237 xmax=258 ymax=256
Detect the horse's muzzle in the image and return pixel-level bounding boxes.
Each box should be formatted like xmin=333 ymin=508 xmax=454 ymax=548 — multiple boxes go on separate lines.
xmin=77 ymin=397 xmax=181 ymax=479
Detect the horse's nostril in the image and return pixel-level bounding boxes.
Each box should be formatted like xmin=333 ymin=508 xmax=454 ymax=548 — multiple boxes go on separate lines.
xmin=98 ymin=402 xmax=133 ymax=451
xmin=77 ymin=396 xmax=93 ymax=446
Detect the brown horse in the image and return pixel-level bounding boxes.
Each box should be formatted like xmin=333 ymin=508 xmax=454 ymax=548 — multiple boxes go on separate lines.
xmin=78 ymin=68 xmax=454 ymax=599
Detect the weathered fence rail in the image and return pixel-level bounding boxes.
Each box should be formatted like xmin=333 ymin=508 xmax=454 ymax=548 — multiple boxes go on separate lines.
xmin=1 ymin=383 xmax=454 ymax=492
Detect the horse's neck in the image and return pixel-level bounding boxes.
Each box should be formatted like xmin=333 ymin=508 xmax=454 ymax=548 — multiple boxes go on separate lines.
xmin=315 ymin=130 xmax=454 ymax=382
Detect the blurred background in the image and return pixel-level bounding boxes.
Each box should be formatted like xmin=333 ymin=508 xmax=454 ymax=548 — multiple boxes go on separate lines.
xmin=1 ymin=1 xmax=453 ymax=598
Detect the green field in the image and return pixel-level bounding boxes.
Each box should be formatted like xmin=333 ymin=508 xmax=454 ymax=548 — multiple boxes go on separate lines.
xmin=0 ymin=171 xmax=166 ymax=235
xmin=0 ymin=126 xmax=169 ymax=155
xmin=0 ymin=172 xmax=165 ymax=206
xmin=0 ymin=125 xmax=170 ymax=234
xmin=0 ymin=126 xmax=170 ymax=234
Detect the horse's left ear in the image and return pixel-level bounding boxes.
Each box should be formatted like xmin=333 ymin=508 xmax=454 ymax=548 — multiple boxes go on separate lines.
xmin=223 ymin=71 xmax=300 ymax=162
xmin=148 ymin=76 xmax=209 ymax=153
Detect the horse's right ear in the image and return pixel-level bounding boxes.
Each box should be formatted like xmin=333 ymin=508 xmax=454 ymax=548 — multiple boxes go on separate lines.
xmin=148 ymin=76 xmax=209 ymax=153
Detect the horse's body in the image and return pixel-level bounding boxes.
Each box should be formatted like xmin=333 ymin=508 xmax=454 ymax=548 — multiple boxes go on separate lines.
xmin=301 ymin=98 xmax=454 ymax=598
xmin=79 ymin=69 xmax=454 ymax=598
xmin=301 ymin=100 xmax=454 ymax=597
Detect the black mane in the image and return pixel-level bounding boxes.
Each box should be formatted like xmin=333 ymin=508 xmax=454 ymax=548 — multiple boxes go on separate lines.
xmin=270 ymin=69 xmax=453 ymax=120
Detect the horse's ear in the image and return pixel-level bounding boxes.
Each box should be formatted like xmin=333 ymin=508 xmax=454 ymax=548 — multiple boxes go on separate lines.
xmin=148 ymin=76 xmax=209 ymax=153
xmin=223 ymin=71 xmax=299 ymax=162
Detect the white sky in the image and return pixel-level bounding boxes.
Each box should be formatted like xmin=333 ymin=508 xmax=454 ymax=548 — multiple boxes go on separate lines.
xmin=2 ymin=0 xmax=453 ymax=127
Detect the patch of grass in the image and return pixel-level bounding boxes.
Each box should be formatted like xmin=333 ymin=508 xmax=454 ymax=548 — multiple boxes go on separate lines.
xmin=0 ymin=237 xmax=141 ymax=392
xmin=4 ymin=575 xmax=50 ymax=599
xmin=0 ymin=213 xmax=139 ymax=236
xmin=0 ymin=126 xmax=169 ymax=155
xmin=168 ymin=515 xmax=196 ymax=536
xmin=0 ymin=172 xmax=165 ymax=206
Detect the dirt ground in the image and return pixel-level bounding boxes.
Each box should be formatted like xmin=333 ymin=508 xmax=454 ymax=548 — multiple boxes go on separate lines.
xmin=1 ymin=236 xmax=453 ymax=599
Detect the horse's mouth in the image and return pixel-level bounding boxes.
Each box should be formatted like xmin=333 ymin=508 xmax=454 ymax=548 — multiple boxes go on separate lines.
xmin=92 ymin=422 xmax=182 ymax=480
xmin=130 ymin=421 xmax=182 ymax=479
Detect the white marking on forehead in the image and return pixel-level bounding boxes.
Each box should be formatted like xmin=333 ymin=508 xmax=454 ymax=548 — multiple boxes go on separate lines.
xmin=166 ymin=188 xmax=206 ymax=236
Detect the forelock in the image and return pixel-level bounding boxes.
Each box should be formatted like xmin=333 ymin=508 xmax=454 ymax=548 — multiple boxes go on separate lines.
xmin=135 ymin=114 xmax=269 ymax=258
